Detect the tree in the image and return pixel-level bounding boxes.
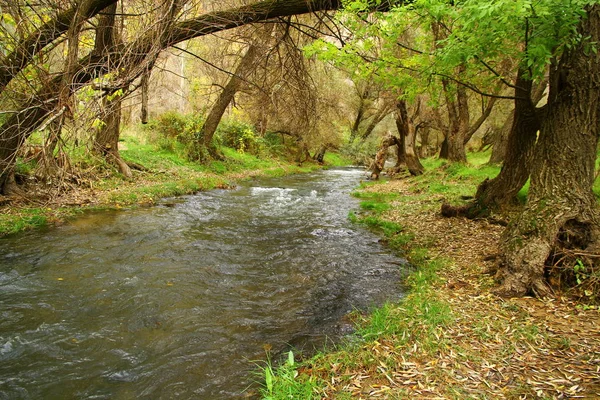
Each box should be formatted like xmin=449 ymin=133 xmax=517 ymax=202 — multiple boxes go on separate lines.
xmin=0 ymin=0 xmax=349 ymax=194
xmin=496 ymin=5 xmax=600 ymax=297
xmin=0 ymin=0 xmax=118 ymax=93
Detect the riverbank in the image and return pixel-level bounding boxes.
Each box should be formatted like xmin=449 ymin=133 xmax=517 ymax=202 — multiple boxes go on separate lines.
xmin=0 ymin=132 xmax=345 ymax=236
xmin=262 ymin=156 xmax=600 ymax=399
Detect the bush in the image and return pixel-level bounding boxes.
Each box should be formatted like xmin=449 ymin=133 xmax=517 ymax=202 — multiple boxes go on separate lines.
xmin=155 ymin=111 xmax=187 ymax=139
xmin=216 ymin=119 xmax=262 ymax=154
xmin=262 ymin=131 xmax=286 ymax=155
xmin=144 ymin=112 xmax=206 ymax=153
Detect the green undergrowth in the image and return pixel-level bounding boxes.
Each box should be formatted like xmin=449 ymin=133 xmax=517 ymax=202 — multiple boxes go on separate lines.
xmin=417 ymin=155 xmax=502 ymax=205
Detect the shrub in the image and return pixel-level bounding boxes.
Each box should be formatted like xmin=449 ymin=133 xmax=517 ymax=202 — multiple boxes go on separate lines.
xmin=216 ymin=119 xmax=262 ymax=154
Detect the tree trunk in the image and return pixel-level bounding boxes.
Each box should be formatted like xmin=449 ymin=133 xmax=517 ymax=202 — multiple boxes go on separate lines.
xmin=91 ymin=3 xmax=130 ymax=177
xmin=438 ymin=77 xmax=468 ymax=162
xmin=313 ymin=144 xmax=328 ymax=163
xmin=197 ymin=43 xmax=258 ymax=151
xmin=474 ymin=67 xmax=539 ymax=210
xmin=95 ymin=94 xmax=131 ymax=177
xmin=370 ymin=135 xmax=398 ymax=180
xmin=349 ymin=95 xmax=366 ymax=143
xmin=395 ymin=101 xmax=424 ymax=176
xmin=489 ymin=78 xmax=546 ymax=164
xmin=451 ymin=76 xmax=469 ymax=162
xmin=361 ymin=103 xmax=391 ymax=140
xmin=463 ymin=94 xmax=498 ymax=146
xmin=496 ymin=5 xmax=600 ymax=297
xmin=488 ymin=110 xmax=514 ymax=164
xmin=140 ymin=68 xmax=150 ymax=124
xmin=419 ymin=127 xmax=431 ymax=158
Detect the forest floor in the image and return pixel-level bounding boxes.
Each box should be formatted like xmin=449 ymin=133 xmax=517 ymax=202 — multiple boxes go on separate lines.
xmin=264 ymin=157 xmax=600 ymax=399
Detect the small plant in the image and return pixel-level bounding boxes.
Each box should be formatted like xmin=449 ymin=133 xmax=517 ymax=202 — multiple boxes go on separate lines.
xmin=574 ymin=259 xmax=588 ymax=285
xmin=260 ymin=350 xmax=318 ymax=400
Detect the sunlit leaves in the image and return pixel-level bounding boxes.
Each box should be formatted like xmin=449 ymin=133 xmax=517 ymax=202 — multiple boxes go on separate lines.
xmin=310 ymin=0 xmax=597 ymax=101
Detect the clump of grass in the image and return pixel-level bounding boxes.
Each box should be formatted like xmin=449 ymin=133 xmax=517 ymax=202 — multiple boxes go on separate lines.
xmin=259 ymin=351 xmax=319 ymax=400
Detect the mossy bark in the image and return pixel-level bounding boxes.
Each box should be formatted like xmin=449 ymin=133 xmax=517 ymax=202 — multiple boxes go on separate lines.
xmin=496 ymin=6 xmax=600 ymax=297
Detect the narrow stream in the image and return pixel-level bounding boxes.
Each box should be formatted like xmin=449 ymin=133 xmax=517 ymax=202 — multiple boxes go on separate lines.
xmin=0 ymin=168 xmax=405 ymax=399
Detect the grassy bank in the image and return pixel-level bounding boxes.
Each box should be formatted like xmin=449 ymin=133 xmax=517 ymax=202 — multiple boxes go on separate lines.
xmin=261 ymin=154 xmax=600 ymax=399
xmin=0 ymin=129 xmax=349 ymax=237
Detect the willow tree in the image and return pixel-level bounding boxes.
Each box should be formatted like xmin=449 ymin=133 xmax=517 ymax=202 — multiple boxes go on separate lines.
xmin=496 ymin=4 xmax=600 ymax=297
xmin=423 ymin=0 xmax=600 ymax=296
xmin=0 ymin=0 xmax=351 ymax=194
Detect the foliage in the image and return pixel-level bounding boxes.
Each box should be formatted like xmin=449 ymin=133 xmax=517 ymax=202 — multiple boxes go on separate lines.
xmin=307 ymin=0 xmax=597 ymax=112
xmin=260 ymin=351 xmax=319 ymax=400
xmin=338 ymin=133 xmax=380 ymax=166
xmin=216 ymin=119 xmax=262 ymax=154
xmin=144 ymin=111 xmax=205 ymax=152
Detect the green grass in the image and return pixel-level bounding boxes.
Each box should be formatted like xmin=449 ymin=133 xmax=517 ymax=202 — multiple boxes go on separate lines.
xmin=259 ymin=351 xmax=320 ymax=400
xmin=323 ymin=151 xmax=354 ymax=167
xmin=0 ymin=209 xmax=48 ymax=234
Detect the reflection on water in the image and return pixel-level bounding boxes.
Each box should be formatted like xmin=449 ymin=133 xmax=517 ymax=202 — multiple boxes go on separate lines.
xmin=0 ymin=168 xmax=406 ymax=399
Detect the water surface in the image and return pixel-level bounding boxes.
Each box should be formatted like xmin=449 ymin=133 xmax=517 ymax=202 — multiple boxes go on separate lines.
xmin=0 ymin=168 xmax=405 ymax=399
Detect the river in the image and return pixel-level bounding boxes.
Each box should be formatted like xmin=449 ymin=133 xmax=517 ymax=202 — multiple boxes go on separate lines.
xmin=0 ymin=168 xmax=405 ymax=399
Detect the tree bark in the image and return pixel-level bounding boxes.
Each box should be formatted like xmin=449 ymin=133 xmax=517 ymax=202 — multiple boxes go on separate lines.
xmin=488 ymin=110 xmax=514 ymax=164
xmin=140 ymin=68 xmax=150 ymax=124
xmin=199 ymin=43 xmax=258 ymax=150
xmin=473 ymin=67 xmax=540 ymax=211
xmin=370 ymin=135 xmax=397 ymax=180
xmin=91 ymin=3 xmax=131 ymax=177
xmin=95 ymin=94 xmax=131 ymax=177
xmin=437 ymin=76 xmax=469 ymax=162
xmin=496 ymin=5 xmax=600 ymax=297
xmin=489 ymin=78 xmax=546 ymax=164
xmin=395 ymin=100 xmax=424 ymax=176
xmin=361 ymin=103 xmax=392 ymax=140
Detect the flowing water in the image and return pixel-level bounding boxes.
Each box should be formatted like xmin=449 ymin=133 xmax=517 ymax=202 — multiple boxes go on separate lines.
xmin=0 ymin=168 xmax=406 ymax=399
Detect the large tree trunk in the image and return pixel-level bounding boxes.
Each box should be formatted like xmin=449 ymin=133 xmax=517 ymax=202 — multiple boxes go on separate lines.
xmin=438 ymin=76 xmax=469 ymax=162
xmin=489 ymin=79 xmax=546 ymax=164
xmin=95 ymin=94 xmax=131 ymax=177
xmin=496 ymin=5 xmax=600 ymax=297
xmin=91 ymin=3 xmax=131 ymax=177
xmin=473 ymin=68 xmax=539 ymax=211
